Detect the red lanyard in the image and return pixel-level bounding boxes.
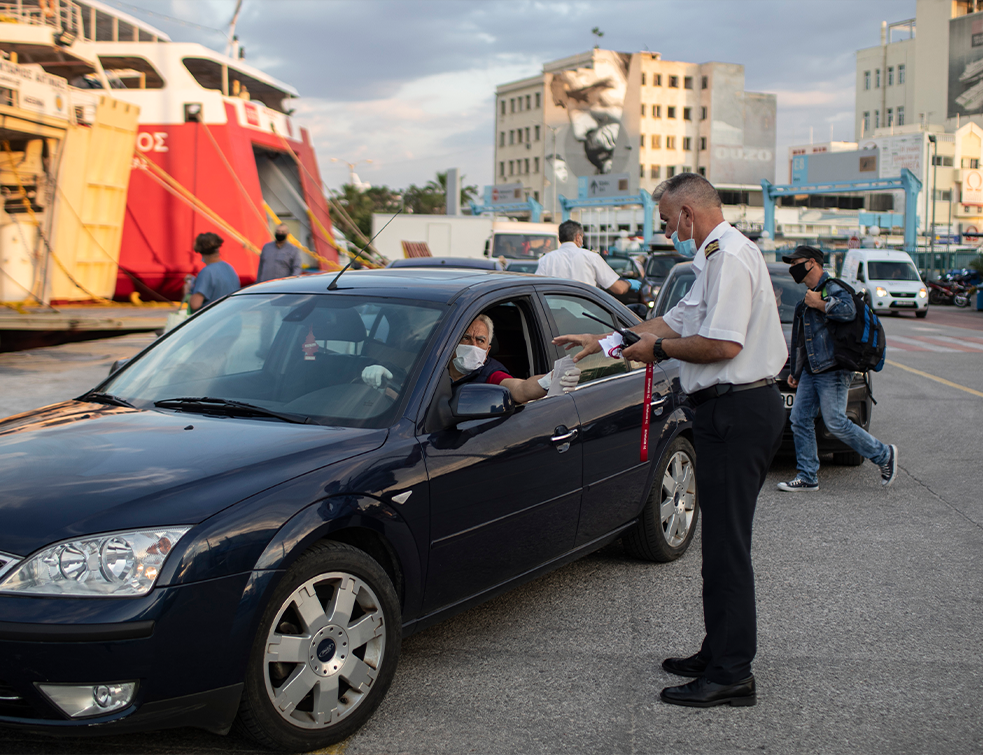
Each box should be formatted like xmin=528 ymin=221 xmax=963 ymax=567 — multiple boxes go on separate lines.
xmin=641 ymin=363 xmax=654 ymax=462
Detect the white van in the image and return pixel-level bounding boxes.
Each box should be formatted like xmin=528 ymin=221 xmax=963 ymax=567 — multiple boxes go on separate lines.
xmin=840 ymin=249 xmax=928 ymax=318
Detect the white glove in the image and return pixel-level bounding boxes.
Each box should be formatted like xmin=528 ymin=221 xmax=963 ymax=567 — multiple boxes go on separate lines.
xmin=361 ymin=364 xmax=392 ymax=390
xmin=558 ymin=367 xmax=581 ymax=392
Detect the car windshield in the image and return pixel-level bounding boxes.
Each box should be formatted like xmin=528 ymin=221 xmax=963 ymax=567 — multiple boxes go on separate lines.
xmin=604 ymin=256 xmax=635 ymax=274
xmin=657 ymin=267 xmax=805 ymax=323
xmin=868 ymin=261 xmax=921 ymax=281
xmin=645 ymin=256 xmax=680 ymax=278
xmin=102 ymin=294 xmax=444 ymax=428
xmin=492 ymin=234 xmax=558 ymax=259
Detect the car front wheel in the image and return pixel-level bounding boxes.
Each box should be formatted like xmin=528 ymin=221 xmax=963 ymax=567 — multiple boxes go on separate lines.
xmin=624 ymin=436 xmax=698 ymax=562
xmin=236 ymin=541 xmax=401 ymax=751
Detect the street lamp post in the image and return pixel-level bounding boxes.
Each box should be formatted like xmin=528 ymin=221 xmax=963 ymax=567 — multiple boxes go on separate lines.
xmin=928 ymin=134 xmax=938 ymax=277
xmin=547 ymin=125 xmax=558 ymax=221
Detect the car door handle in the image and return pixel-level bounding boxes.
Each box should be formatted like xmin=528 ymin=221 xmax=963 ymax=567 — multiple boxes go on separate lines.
xmin=551 ymin=427 xmax=579 ymax=443
xmin=651 ymin=395 xmax=669 ymax=416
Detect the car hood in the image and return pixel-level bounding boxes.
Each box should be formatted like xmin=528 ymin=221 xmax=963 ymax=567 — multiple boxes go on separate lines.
xmin=0 ymin=401 xmax=387 ymax=556
xmin=871 ymin=280 xmax=925 ymax=292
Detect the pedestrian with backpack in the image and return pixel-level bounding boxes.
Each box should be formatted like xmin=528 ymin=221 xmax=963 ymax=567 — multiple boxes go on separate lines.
xmin=777 ymin=245 xmax=898 ymax=492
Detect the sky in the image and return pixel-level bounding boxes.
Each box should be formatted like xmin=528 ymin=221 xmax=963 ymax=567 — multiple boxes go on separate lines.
xmin=105 ymin=0 xmax=917 ymax=191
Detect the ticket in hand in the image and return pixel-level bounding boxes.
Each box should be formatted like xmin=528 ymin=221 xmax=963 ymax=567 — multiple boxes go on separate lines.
xmin=598 ymin=332 xmax=625 ymax=358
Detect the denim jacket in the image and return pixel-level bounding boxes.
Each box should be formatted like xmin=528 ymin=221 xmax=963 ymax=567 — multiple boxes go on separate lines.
xmin=789 ymin=272 xmax=856 ymax=378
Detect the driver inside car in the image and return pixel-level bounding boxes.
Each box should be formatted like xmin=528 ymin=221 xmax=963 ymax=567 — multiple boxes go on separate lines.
xmin=362 ymin=315 xmax=581 ymax=404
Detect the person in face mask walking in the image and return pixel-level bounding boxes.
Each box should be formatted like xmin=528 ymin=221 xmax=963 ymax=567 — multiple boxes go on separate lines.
xmin=778 ymin=245 xmax=897 ymax=493
xmin=536 ymin=220 xmax=641 ymax=297
xmin=256 ymin=223 xmax=303 ymax=283
xmin=554 ymin=173 xmax=787 ymax=709
xmin=362 ymin=315 xmax=580 ymax=404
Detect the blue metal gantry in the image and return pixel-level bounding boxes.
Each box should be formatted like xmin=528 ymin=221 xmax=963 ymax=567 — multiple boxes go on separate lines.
xmin=761 ymin=168 xmax=923 ymax=251
xmin=470 ymin=191 xmax=544 ymax=222
xmin=558 ymin=179 xmax=657 ymax=245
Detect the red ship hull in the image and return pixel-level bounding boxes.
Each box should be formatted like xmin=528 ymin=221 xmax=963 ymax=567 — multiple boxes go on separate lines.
xmin=117 ymin=103 xmax=335 ymax=301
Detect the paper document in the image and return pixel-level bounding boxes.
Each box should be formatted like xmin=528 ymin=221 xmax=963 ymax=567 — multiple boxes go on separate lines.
xmin=547 ymin=356 xmax=577 ymax=397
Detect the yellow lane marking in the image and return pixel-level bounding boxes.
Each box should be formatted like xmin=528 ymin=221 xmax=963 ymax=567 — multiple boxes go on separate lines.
xmin=886 ymin=359 xmax=983 ymax=398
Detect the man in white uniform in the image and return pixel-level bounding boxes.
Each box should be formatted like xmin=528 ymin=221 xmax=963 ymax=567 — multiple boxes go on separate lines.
xmin=536 ymin=220 xmax=640 ymax=296
xmin=554 ymin=174 xmax=787 ymax=708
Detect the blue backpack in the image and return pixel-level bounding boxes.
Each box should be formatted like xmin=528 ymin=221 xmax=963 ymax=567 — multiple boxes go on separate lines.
xmin=823 ymin=278 xmax=887 ymax=373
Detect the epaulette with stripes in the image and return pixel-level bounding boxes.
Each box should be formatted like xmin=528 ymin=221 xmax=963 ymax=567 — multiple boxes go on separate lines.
xmin=704 ymin=240 xmax=720 ymax=257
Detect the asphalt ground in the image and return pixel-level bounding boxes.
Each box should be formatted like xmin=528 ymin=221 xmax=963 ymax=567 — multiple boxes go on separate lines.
xmin=0 ymin=308 xmax=981 ymax=755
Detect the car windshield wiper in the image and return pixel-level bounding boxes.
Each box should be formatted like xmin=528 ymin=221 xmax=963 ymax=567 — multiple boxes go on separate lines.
xmin=79 ymin=391 xmax=136 ymax=408
xmin=153 ymin=397 xmax=313 ymax=424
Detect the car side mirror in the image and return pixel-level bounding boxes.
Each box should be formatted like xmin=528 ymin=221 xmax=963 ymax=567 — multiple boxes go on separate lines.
xmin=450 ymin=383 xmax=514 ymax=421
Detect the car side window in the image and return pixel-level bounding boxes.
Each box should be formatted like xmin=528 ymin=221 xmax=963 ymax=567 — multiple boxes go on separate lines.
xmin=544 ymin=294 xmax=629 ymax=384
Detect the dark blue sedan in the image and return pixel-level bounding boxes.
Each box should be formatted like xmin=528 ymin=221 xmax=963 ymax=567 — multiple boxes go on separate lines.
xmin=0 ymin=268 xmax=697 ymax=751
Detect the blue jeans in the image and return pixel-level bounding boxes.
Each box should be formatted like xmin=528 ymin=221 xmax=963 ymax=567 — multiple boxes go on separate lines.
xmin=790 ymin=369 xmax=889 ymax=485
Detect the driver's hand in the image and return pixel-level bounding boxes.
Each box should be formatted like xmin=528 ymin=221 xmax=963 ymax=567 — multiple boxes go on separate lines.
xmin=361 ymin=364 xmax=392 ymax=389
xmin=558 ymin=367 xmax=581 ymax=392
xmin=553 ymin=333 xmax=603 ymax=363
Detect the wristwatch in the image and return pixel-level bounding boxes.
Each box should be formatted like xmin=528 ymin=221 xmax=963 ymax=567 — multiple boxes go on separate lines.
xmin=652 ymin=337 xmax=669 ymax=362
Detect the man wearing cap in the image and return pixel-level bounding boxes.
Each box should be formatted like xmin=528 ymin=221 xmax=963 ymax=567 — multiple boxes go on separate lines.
xmin=554 ymin=173 xmax=787 ymax=708
xmin=778 ymin=245 xmax=897 ymax=492
xmin=186 ymin=232 xmax=240 ymax=312
xmin=536 ymin=219 xmax=642 ymax=296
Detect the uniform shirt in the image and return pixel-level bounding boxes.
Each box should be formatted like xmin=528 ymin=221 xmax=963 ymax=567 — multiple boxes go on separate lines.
xmin=662 ymin=222 xmax=787 ymax=394
xmin=535 ymin=242 xmax=620 ymax=289
xmin=256 ymin=240 xmax=303 ymax=282
xmin=190 ymin=260 xmax=240 ymax=306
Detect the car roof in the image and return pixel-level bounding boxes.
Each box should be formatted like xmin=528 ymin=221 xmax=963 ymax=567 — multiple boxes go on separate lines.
xmin=387 ymin=257 xmax=500 ymax=270
xmin=234 ymin=268 xmax=587 ymax=304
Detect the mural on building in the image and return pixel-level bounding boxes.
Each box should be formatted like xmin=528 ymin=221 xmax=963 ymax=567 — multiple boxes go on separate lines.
xmin=948 ymin=14 xmax=983 ymax=116
xmin=546 ymin=50 xmax=631 ymax=184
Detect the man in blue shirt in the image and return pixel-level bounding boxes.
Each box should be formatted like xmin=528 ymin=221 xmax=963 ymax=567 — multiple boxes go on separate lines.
xmin=187 ymin=232 xmax=240 ymax=312
xmin=256 ymin=224 xmax=303 ymax=282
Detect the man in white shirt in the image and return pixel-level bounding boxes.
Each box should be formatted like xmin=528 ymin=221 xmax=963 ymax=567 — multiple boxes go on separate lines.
xmin=536 ymin=220 xmax=641 ymax=296
xmin=554 ymin=173 xmax=787 ymax=709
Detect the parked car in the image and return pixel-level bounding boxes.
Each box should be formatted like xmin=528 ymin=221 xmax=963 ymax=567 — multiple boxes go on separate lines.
xmin=599 ymin=253 xmax=645 ymax=307
xmin=0 ymin=268 xmax=698 ymax=751
xmin=387 ymin=257 xmax=503 ymax=270
xmin=641 ymin=252 xmax=690 ymax=313
xmin=840 ymin=249 xmax=928 ymax=318
xmin=651 ymin=261 xmax=873 ymax=465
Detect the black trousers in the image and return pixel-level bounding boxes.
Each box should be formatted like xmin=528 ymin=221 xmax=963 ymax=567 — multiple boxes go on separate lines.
xmin=693 ymin=384 xmax=785 ymax=684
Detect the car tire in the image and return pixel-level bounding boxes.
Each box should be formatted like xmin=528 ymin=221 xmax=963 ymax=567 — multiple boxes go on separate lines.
xmin=623 ymin=437 xmax=698 ymax=562
xmin=915 ymin=310 xmax=928 ymax=319
xmin=832 ymin=450 xmax=864 ymax=466
xmin=235 ymin=541 xmax=401 ymax=752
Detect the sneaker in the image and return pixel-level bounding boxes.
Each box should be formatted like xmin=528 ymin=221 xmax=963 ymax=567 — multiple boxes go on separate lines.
xmin=878 ymin=445 xmax=898 ymax=487
xmin=777 ymin=477 xmax=819 ymax=492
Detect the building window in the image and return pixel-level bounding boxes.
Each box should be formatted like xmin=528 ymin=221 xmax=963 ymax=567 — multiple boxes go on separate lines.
xmin=700 ymin=136 xmax=707 ymax=150
xmin=934 ymin=189 xmax=952 ymax=201
xmin=701 ymin=75 xmax=708 ymax=89
xmin=897 ymin=106 xmax=905 ymax=126
xmin=534 ymin=191 xmax=539 ymax=202
xmin=888 ymin=66 xmax=894 ymax=86
xmin=525 ymin=94 xmax=531 ymax=109
xmin=525 ymin=127 xmax=530 ymax=142
xmin=524 ymin=158 xmax=529 ymax=173
xmin=641 ymin=134 xmax=646 ymax=148
xmin=509 ymin=130 xmax=514 ymax=145
xmin=510 ymin=98 xmax=515 ymax=113
xmin=669 ymin=75 xmax=678 ymax=88
xmin=864 ymin=71 xmax=870 ymax=90
xmin=684 ymin=76 xmax=693 ymax=89
xmin=653 ymin=104 xmax=661 ymax=118
xmin=666 ymin=136 xmax=676 ymax=149
xmin=501 ymin=100 xmax=506 ymax=116
xmin=875 ymin=110 xmax=880 ymax=128
xmin=535 ymin=92 xmax=541 ymax=107
xmin=640 ymin=164 xmax=646 ymax=178
xmin=652 ymin=134 xmax=661 ymax=148
xmin=887 ymin=108 xmax=893 ymax=127
xmin=499 ymin=161 xmax=505 ymax=176
xmin=875 ymin=68 xmax=881 ymax=87
xmin=654 ymin=73 xmax=662 ymax=86
xmin=698 ymin=166 xmax=706 ymax=176
xmin=499 ymin=132 xmax=505 ymax=147
xmin=683 ymin=137 xmax=692 ymax=150
xmin=683 ymin=107 xmax=691 ymax=120
xmin=932 ymin=156 xmax=954 ymax=167
xmin=863 ymin=111 xmax=870 ymax=133
xmin=898 ymin=64 xmax=905 ymax=84
xmin=667 ymin=106 xmax=676 ymax=118
xmin=667 ymin=166 xmax=676 ymax=177
xmin=701 ymin=106 xmax=707 ymax=120
xmin=651 ymin=165 xmax=660 ymax=178
xmin=535 ymin=125 xmax=540 ymax=140
xmin=641 ymin=73 xmax=646 ymax=85
xmin=534 ymin=157 xmax=540 ymax=172
xmin=682 ymin=165 xmax=692 ymax=173
xmin=963 ymin=158 xmax=980 ymax=168
xmin=509 ymin=160 xmax=514 ymax=175
xmin=641 ymin=103 xmax=646 ymax=116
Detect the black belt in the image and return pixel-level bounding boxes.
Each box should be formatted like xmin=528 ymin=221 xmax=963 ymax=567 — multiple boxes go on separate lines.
xmin=689 ymin=378 xmax=776 ymax=406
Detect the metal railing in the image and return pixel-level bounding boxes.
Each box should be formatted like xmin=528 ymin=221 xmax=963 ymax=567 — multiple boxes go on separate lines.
xmin=0 ymin=1 xmax=83 ymax=38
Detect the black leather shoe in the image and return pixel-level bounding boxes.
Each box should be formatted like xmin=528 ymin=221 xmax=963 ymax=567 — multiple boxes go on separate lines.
xmin=661 ymin=653 xmax=709 ymax=677
xmin=660 ymin=675 xmax=756 ymax=708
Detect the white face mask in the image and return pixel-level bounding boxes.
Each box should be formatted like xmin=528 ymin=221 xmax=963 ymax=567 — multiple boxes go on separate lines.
xmin=453 ymin=344 xmax=487 ymax=374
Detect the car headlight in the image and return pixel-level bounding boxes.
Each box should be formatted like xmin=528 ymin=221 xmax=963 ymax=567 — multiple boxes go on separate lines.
xmin=875 ymin=287 xmax=888 ymax=297
xmin=918 ymin=287 xmax=927 ymax=298
xmin=0 ymin=528 xmax=190 ymax=597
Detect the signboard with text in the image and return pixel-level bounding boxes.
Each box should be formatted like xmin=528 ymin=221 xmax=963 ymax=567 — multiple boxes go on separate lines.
xmin=490 ymin=183 xmax=524 ymax=205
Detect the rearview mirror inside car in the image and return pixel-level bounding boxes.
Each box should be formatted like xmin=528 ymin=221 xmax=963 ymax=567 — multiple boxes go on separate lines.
xmin=450 ymin=383 xmax=515 ymax=422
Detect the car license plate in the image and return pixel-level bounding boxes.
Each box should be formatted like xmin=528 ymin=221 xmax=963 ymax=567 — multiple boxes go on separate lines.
xmin=891 ymin=301 xmax=916 ymax=308
xmin=781 ymin=392 xmax=794 ymax=409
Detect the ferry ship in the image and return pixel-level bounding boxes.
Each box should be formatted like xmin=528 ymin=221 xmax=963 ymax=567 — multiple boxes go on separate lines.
xmin=0 ymin=0 xmax=338 ymax=302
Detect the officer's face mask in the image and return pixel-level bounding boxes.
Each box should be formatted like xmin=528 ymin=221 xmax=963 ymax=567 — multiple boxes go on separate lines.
xmin=789 ymin=260 xmax=810 ymax=284
xmin=453 ymin=344 xmax=487 ymax=374
xmin=274 ymin=232 xmax=288 ymax=243
xmin=670 ymin=209 xmax=697 ymax=257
